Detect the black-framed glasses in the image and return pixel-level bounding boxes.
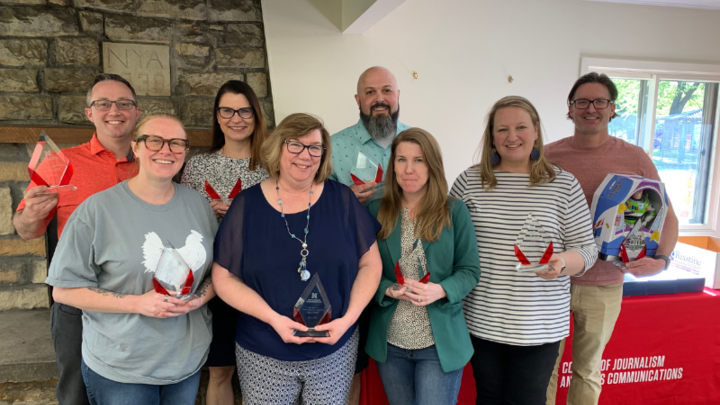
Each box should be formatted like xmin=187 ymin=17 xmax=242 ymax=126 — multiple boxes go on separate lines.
xmin=216 ymin=107 xmax=254 ymax=119
xmin=570 ymin=99 xmax=614 ymax=109
xmin=285 ymin=140 xmax=325 ymax=157
xmin=89 ymin=99 xmax=137 ymax=111
xmin=136 ymin=135 xmax=189 ymax=154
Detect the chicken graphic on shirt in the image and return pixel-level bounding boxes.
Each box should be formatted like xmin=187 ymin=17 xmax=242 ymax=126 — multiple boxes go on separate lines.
xmin=142 ymin=231 xmax=206 ymax=296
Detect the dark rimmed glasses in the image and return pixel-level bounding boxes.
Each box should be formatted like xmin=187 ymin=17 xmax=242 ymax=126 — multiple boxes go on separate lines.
xmin=285 ymin=140 xmax=325 ymax=157
xmin=216 ymin=107 xmax=254 ymax=119
xmin=570 ymin=99 xmax=615 ymax=109
xmin=89 ymin=99 xmax=137 ymax=111
xmin=137 ymin=135 xmax=189 ymax=154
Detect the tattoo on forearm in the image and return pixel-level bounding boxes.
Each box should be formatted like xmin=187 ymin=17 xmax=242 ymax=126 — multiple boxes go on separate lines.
xmin=195 ymin=278 xmax=212 ymax=298
xmin=87 ymin=287 xmax=126 ymax=299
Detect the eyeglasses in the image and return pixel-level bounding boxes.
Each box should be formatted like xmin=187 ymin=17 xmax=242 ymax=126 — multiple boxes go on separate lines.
xmin=216 ymin=107 xmax=254 ymax=119
xmin=136 ymin=135 xmax=189 ymax=154
xmin=89 ymin=99 xmax=137 ymax=111
xmin=285 ymin=140 xmax=325 ymax=157
xmin=570 ymin=99 xmax=614 ymax=109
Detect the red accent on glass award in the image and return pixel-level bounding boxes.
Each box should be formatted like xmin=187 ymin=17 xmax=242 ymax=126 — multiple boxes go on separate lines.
xmin=540 ymin=241 xmax=554 ymax=265
xmin=28 ymin=131 xmax=76 ymax=192
xmin=228 ymin=179 xmax=243 ymax=199
xmin=514 ymin=244 xmax=531 ymax=266
xmin=350 ymin=173 xmax=365 ymax=186
xmin=419 ymin=273 xmax=430 ymax=284
xmin=375 ymin=164 xmax=384 ymax=183
xmin=619 ymin=244 xmax=630 ymax=263
xmin=180 ymin=270 xmax=194 ymax=296
xmin=204 ymin=181 xmax=222 ymax=200
xmin=152 ymin=278 xmax=170 ymax=295
xmin=394 ymin=261 xmax=405 ymax=285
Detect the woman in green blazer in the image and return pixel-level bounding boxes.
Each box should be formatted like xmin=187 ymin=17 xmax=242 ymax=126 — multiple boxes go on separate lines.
xmin=366 ymin=128 xmax=481 ymax=405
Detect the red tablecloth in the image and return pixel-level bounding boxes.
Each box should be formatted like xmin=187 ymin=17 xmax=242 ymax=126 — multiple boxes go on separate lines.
xmin=361 ymin=289 xmax=720 ymax=405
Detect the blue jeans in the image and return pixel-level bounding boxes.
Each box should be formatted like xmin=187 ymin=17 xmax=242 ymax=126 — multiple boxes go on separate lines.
xmin=376 ymin=344 xmax=463 ymax=405
xmin=81 ymin=359 xmax=201 ymax=405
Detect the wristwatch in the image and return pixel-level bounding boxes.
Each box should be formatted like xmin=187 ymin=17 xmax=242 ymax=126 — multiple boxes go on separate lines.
xmin=655 ymin=254 xmax=671 ymax=270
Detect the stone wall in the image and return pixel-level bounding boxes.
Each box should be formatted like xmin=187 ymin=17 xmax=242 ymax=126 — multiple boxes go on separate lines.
xmin=0 ymin=0 xmax=273 ymax=129
xmin=0 ymin=0 xmax=274 ymax=310
xmin=0 ymin=144 xmax=48 ymax=310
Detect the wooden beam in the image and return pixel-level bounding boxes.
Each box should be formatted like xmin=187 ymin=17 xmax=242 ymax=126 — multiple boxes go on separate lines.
xmin=0 ymin=126 xmax=212 ymax=146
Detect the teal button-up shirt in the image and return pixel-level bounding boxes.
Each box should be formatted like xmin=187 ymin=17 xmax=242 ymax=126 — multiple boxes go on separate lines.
xmin=329 ymin=119 xmax=411 ymax=189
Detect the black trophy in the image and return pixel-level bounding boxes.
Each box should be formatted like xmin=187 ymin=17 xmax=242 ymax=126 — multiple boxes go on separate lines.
xmin=292 ymin=273 xmax=331 ymax=337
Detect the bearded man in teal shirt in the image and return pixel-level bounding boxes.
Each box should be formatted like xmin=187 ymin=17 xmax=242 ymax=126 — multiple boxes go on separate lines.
xmin=329 ymin=66 xmax=410 ymax=404
xmin=330 ymin=66 xmax=410 ymax=203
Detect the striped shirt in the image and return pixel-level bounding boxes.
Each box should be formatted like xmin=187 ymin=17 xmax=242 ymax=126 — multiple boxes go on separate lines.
xmin=450 ymin=168 xmax=597 ymax=346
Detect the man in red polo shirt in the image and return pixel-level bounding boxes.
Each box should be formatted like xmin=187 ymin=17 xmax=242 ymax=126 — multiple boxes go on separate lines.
xmin=13 ymin=74 xmax=141 ymax=405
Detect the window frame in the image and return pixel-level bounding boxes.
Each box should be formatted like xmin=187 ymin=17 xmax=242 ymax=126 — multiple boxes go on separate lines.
xmin=581 ymin=57 xmax=720 ymax=236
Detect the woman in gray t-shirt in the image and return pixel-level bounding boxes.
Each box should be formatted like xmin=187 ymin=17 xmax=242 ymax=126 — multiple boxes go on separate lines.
xmin=47 ymin=114 xmax=218 ymax=404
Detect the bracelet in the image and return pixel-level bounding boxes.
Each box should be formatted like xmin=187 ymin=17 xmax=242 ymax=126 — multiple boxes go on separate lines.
xmin=559 ymin=255 xmax=566 ymax=273
xmin=655 ymin=254 xmax=671 ymax=270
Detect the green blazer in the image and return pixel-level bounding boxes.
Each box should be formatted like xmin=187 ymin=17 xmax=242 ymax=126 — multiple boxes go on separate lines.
xmin=365 ymin=197 xmax=481 ymax=372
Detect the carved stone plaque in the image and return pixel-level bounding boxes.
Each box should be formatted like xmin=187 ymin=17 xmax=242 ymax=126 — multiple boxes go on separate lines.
xmin=102 ymin=42 xmax=171 ymax=96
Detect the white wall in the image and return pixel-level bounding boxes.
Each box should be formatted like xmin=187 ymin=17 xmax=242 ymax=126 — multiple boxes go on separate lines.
xmin=261 ymin=0 xmax=720 ymax=232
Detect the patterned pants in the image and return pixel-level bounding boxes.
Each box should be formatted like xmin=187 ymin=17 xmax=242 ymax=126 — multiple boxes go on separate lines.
xmin=235 ymin=329 xmax=359 ymax=405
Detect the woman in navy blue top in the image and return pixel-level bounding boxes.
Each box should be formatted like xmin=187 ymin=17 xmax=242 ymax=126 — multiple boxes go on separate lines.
xmin=212 ymin=113 xmax=382 ymax=405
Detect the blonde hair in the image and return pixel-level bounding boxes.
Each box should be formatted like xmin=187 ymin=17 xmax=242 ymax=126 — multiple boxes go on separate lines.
xmin=261 ymin=113 xmax=333 ymax=182
xmin=377 ymin=128 xmax=451 ymax=242
xmin=475 ymin=96 xmax=556 ymax=190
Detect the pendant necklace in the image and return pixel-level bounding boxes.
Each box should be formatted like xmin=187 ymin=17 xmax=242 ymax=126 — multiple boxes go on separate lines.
xmin=276 ymin=180 xmax=313 ymax=281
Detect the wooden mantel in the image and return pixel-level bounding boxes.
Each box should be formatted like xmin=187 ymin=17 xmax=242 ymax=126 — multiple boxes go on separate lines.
xmin=0 ymin=125 xmax=213 ymax=146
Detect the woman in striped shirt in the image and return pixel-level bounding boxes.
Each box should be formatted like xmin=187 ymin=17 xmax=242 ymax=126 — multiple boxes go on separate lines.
xmin=450 ymin=96 xmax=597 ymax=405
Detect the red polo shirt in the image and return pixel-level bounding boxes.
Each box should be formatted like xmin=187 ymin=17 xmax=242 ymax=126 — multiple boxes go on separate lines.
xmin=18 ymin=133 xmax=138 ymax=238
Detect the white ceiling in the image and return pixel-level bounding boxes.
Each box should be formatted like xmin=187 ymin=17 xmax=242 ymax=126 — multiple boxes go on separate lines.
xmin=583 ymin=0 xmax=720 ymax=10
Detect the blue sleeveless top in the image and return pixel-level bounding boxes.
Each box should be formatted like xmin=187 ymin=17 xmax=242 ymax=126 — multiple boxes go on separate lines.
xmin=214 ymin=180 xmax=380 ymax=361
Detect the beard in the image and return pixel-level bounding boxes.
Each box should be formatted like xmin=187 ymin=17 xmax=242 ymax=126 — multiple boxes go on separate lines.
xmin=360 ymin=103 xmax=400 ymax=142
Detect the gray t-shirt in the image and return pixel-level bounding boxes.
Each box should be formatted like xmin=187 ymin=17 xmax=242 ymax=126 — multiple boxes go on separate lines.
xmin=46 ymin=180 xmax=218 ymax=385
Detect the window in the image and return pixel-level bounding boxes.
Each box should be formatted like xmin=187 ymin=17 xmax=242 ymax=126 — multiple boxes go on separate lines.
xmin=582 ymin=58 xmax=720 ymax=234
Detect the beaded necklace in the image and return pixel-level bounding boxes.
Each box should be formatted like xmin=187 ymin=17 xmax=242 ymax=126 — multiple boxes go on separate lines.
xmin=276 ymin=180 xmax=314 ymax=281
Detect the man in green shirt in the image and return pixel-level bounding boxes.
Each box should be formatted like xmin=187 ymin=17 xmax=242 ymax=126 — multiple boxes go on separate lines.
xmin=330 ymin=66 xmax=410 ymax=203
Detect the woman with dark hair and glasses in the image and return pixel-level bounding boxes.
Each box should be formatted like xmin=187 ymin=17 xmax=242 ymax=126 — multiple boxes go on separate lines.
xmin=180 ymin=80 xmax=269 ymax=404
xmin=47 ymin=114 xmax=217 ymax=404
xmin=212 ymin=113 xmax=382 ymax=404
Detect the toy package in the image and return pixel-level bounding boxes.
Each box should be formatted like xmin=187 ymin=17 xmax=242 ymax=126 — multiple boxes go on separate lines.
xmin=590 ymin=174 xmax=669 ymax=266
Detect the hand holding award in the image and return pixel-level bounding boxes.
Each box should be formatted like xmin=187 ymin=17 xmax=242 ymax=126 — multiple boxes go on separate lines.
xmin=514 ymin=213 xmax=554 ymax=273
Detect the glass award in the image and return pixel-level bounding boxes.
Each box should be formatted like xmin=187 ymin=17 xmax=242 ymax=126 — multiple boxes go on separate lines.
xmin=292 ymin=273 xmax=332 ymax=337
xmin=350 ymin=150 xmax=384 ymax=192
xmin=514 ymin=213 xmax=554 ymax=272
xmin=204 ymin=179 xmax=242 ymax=203
xmin=152 ymin=244 xmax=195 ymax=301
xmin=617 ymin=225 xmax=648 ymax=269
xmin=27 ymin=131 xmax=76 ymax=192
xmin=391 ymin=242 xmax=430 ymax=290
xmin=391 ymin=261 xmax=405 ymax=291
